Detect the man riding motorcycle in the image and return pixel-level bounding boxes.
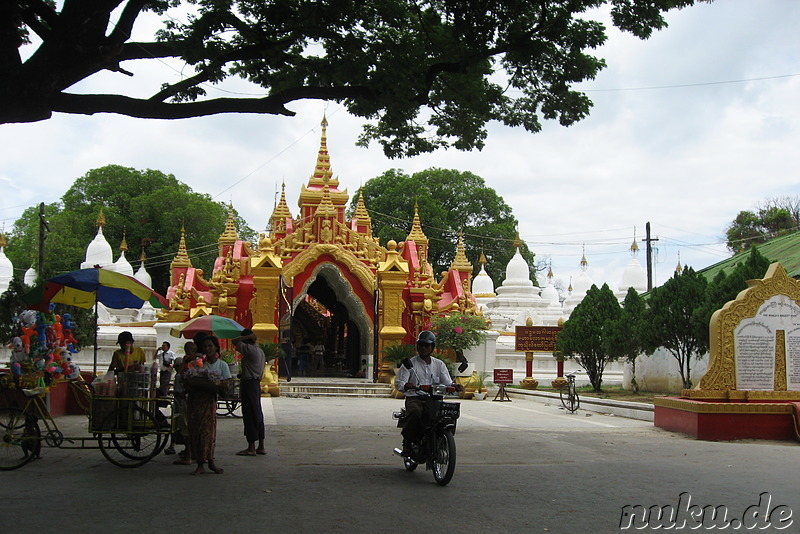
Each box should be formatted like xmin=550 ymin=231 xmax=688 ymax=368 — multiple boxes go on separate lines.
xmin=394 ymin=330 xmax=462 ymax=457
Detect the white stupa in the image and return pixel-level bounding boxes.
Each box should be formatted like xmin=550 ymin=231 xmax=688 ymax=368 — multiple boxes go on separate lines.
xmin=134 ymin=251 xmax=153 ymax=288
xmin=0 ymin=233 xmax=13 ymax=295
xmin=80 ymin=210 xmax=114 ymax=269
xmin=563 ymin=249 xmax=595 ymax=315
xmin=616 ymin=237 xmax=647 ymax=301
xmin=483 ymin=235 xmax=550 ymax=329
xmin=111 ymin=233 xmax=134 ymax=276
xmin=23 ymin=266 xmax=37 ymax=286
xmin=471 ymin=251 xmax=496 ymax=312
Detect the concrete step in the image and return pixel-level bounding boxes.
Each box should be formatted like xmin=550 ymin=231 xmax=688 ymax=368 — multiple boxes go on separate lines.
xmin=280 ymin=381 xmax=392 ymax=398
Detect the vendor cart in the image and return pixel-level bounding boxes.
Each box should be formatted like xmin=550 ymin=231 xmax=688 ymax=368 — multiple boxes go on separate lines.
xmin=0 ymin=373 xmax=173 ymax=470
xmin=216 ymin=376 xmax=241 ymax=417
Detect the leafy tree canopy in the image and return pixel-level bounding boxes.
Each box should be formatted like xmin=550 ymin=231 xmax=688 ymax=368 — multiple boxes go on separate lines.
xmin=7 ymin=165 xmax=255 ymax=293
xmin=3 ymin=0 xmax=710 ymax=157
xmin=726 ymin=196 xmax=800 ymax=253
xmin=350 ymin=167 xmax=537 ymax=285
xmin=642 ymin=266 xmax=707 ymax=389
xmin=555 ymin=282 xmax=621 ymax=392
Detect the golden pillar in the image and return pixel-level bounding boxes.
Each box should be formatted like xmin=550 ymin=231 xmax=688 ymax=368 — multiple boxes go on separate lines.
xmin=251 ymin=239 xmax=283 ymax=396
xmin=377 ymin=240 xmax=409 ymax=384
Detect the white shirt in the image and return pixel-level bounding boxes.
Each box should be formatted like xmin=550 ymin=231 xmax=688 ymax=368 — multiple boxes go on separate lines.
xmin=394 ymin=355 xmax=453 ymax=397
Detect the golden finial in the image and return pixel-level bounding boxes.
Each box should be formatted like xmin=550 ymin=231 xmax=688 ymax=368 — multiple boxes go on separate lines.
xmin=139 ymin=250 xmax=147 ymax=263
xmin=513 ymin=232 xmax=523 ymax=249
xmin=119 ymin=232 xmax=128 ymax=252
xmin=0 ymin=233 xmax=7 ymax=248
xmin=96 ymin=208 xmax=106 ymax=228
xmin=479 ymin=249 xmax=487 ymax=266
xmin=675 ymin=252 xmax=683 ymax=274
xmin=580 ymin=244 xmax=588 ymax=269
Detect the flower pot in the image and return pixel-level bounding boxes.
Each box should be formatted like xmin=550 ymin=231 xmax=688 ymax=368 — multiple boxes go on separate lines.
xmin=473 ymin=391 xmax=486 ymax=401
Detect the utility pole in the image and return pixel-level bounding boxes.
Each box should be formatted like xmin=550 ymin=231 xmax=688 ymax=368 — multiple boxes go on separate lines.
xmin=38 ymin=202 xmax=50 ymax=283
xmin=642 ymin=222 xmax=659 ymax=291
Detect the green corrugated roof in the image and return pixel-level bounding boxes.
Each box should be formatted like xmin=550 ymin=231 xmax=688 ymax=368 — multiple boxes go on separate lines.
xmin=698 ymin=231 xmax=800 ymax=281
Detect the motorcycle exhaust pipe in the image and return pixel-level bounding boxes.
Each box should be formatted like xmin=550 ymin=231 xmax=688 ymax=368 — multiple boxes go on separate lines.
xmin=392 ymin=447 xmax=405 ymax=457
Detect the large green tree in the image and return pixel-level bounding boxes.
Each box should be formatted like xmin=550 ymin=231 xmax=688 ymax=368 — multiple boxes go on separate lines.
xmin=350 ymin=168 xmax=537 ymax=285
xmin=642 ymin=267 xmax=707 ymax=389
xmin=726 ymin=196 xmax=800 ymax=253
xmin=7 ymin=165 xmax=256 ymax=293
xmin=555 ymin=283 xmax=621 ymax=392
xmin=604 ymin=287 xmax=645 ymax=392
xmin=3 ymin=1 xmax=710 ymax=157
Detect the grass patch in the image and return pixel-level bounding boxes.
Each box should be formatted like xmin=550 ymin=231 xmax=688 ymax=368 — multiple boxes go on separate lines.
xmin=534 ymin=385 xmax=665 ymax=404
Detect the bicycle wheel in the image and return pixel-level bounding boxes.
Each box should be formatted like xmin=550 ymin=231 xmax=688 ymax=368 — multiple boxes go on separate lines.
xmin=98 ymin=406 xmax=162 ymax=468
xmin=561 ymin=385 xmax=579 ymax=413
xmin=432 ymin=429 xmax=456 ymax=486
xmin=0 ymin=408 xmax=41 ymax=470
xmin=216 ymin=399 xmax=241 ymax=417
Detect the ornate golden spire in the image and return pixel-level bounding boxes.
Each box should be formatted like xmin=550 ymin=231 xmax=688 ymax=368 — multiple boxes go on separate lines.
xmin=170 ymin=225 xmax=192 ymax=270
xmin=513 ymin=232 xmax=523 ymax=249
xmin=307 ymin=114 xmax=338 ymax=188
xmin=314 ymin=184 xmax=338 ymax=218
xmin=449 ymin=230 xmax=473 ymax=273
xmin=218 ymin=203 xmax=239 ymax=254
xmin=675 ymin=252 xmax=683 ymax=274
xmin=270 ymin=182 xmax=294 ymax=235
xmin=406 ymin=203 xmax=428 ymax=245
xmin=353 ymin=188 xmax=372 ymax=226
xmin=139 ymin=250 xmax=147 ymax=263
xmin=119 ymin=232 xmax=128 ymax=252
xmin=0 ymin=233 xmax=6 ymax=248
xmin=479 ymin=250 xmax=487 ymax=266
xmin=96 ymin=208 xmax=106 ymax=228
xmin=547 ymin=264 xmax=554 ymax=281
xmin=580 ymin=244 xmax=588 ymax=270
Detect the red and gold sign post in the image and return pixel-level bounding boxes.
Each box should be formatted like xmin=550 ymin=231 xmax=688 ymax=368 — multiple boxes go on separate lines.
xmin=515 ymin=323 xmax=562 ymax=390
xmin=493 ymin=369 xmax=513 ymax=402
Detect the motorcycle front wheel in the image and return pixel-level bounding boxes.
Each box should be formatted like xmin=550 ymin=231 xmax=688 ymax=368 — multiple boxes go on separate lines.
xmin=404 ymin=456 xmax=418 ymax=471
xmin=432 ymin=429 xmax=456 ymax=486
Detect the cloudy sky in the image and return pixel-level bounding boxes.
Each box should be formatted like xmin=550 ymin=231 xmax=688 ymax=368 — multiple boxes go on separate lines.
xmin=2 ymin=0 xmax=799 ymax=292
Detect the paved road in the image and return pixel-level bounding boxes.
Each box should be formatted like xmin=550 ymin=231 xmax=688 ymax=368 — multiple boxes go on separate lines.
xmin=5 ymin=395 xmax=798 ymax=533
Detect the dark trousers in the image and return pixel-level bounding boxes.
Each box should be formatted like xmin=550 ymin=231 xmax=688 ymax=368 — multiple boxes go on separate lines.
xmin=240 ymin=379 xmax=265 ymax=443
xmin=401 ymin=396 xmax=429 ymax=444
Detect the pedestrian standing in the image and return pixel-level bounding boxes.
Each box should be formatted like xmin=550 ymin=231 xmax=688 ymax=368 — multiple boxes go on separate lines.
xmin=232 ymin=328 xmax=266 ymax=456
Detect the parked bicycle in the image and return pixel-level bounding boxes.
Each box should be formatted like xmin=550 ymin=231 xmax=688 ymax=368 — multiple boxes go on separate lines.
xmin=560 ymin=372 xmax=580 ymax=413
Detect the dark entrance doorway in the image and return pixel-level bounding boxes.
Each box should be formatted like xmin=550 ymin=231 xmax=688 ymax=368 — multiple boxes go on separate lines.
xmin=290 ymin=264 xmax=371 ymax=378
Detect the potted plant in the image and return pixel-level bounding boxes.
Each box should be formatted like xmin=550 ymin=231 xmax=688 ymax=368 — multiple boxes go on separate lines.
xmin=429 ymin=313 xmax=488 ymax=363
xmin=220 ymin=349 xmax=241 ymax=375
xmin=381 ymin=343 xmax=416 ymax=368
xmin=469 ymin=371 xmax=490 ymax=400
xmin=259 ymin=342 xmax=286 ymax=363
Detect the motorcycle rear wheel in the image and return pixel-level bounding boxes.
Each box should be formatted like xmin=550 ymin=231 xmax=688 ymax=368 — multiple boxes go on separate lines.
xmin=432 ymin=429 xmax=456 ymax=486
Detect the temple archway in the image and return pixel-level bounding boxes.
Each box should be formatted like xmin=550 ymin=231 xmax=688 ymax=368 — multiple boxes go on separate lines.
xmin=292 ymin=262 xmax=373 ymax=377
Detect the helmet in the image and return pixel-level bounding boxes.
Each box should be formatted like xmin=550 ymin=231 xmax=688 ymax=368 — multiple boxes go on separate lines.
xmin=416 ymin=330 xmax=436 ymax=346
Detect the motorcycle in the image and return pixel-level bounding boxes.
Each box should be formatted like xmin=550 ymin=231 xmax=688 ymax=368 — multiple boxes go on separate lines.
xmin=392 ymin=382 xmax=461 ymax=486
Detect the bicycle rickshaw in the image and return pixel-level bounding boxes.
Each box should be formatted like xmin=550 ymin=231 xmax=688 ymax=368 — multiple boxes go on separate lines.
xmin=0 ymin=372 xmax=173 ymax=470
